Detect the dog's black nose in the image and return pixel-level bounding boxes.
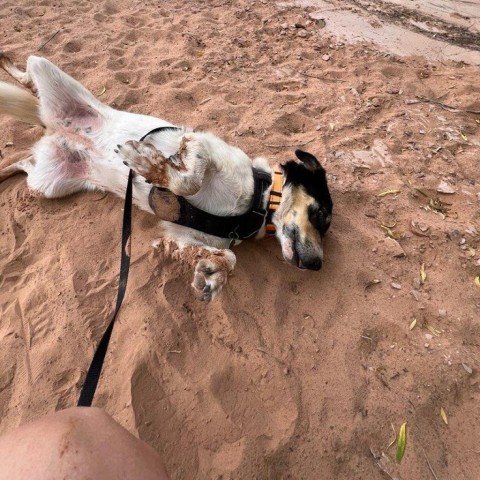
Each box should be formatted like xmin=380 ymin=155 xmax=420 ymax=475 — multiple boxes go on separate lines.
xmin=300 ymin=257 xmax=322 ymax=271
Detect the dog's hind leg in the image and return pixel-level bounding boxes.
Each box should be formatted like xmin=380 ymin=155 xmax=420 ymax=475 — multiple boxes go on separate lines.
xmin=24 ymin=56 xmax=108 ymax=131
xmin=0 ymin=52 xmax=36 ymax=94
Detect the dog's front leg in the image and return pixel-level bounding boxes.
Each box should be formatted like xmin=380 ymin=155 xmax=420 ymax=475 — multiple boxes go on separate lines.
xmin=118 ymin=133 xmax=207 ymax=197
xmin=154 ymin=230 xmax=236 ymax=302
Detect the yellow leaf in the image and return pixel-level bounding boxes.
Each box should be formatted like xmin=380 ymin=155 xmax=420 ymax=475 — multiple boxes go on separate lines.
xmin=475 ymin=276 xmax=480 ymax=287
xmin=97 ymin=86 xmax=106 ymax=97
xmin=396 ymin=423 xmax=407 ymax=463
xmin=420 ymin=263 xmax=427 ymax=284
xmin=409 ymin=318 xmax=417 ymax=330
xmin=378 ymin=189 xmax=401 ymax=197
xmin=460 ymin=131 xmax=468 ymax=141
xmin=440 ymin=408 xmax=448 ymax=425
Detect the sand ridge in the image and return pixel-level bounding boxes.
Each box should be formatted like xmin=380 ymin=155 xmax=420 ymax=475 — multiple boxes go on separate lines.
xmin=1 ymin=1 xmax=480 ymax=478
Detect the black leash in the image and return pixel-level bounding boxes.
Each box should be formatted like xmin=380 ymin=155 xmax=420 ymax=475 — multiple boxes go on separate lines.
xmin=77 ymin=169 xmax=133 ymax=407
xmin=77 ymin=126 xmax=179 ymax=407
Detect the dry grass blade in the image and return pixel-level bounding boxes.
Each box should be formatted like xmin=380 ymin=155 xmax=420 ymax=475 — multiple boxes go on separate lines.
xmin=414 ymin=95 xmax=480 ymax=115
xmin=264 ymin=137 xmax=315 ymax=148
xmin=420 ymin=263 xmax=427 ymax=284
xmin=365 ymin=279 xmax=381 ymax=290
xmin=474 ymin=276 xmax=480 ymax=287
xmin=378 ymin=189 xmax=401 ymax=197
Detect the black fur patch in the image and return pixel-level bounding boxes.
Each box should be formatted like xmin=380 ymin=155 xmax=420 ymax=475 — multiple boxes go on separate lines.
xmin=282 ymin=150 xmax=333 ymax=236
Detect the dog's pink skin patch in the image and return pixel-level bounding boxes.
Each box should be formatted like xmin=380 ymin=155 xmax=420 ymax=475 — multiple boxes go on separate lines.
xmin=50 ymin=129 xmax=96 ymax=179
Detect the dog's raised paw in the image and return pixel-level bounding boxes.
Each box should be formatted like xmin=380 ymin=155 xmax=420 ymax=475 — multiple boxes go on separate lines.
xmin=116 ymin=140 xmax=167 ymax=185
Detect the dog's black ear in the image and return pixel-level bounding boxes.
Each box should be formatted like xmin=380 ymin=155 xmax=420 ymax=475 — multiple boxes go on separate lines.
xmin=295 ymin=149 xmax=322 ymax=171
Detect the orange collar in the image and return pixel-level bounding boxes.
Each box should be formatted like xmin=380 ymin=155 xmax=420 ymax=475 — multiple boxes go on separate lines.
xmin=265 ymin=170 xmax=283 ymax=235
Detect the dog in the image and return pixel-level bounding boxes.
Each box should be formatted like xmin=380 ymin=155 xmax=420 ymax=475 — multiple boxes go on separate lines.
xmin=0 ymin=54 xmax=333 ymax=301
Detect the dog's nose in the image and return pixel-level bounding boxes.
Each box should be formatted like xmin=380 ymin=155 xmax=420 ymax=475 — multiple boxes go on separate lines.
xmin=299 ymin=257 xmax=322 ymax=270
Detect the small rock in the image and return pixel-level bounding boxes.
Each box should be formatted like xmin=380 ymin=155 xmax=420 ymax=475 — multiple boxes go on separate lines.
xmin=384 ymin=237 xmax=406 ymax=258
xmin=322 ymin=54 xmax=331 ymax=61
xmin=447 ymin=229 xmax=460 ymax=241
xmin=465 ymin=226 xmax=478 ymax=237
xmin=436 ymin=181 xmax=455 ymax=194
xmin=424 ymin=343 xmax=430 ymax=349
xmin=284 ymin=367 xmax=290 ymax=375
xmin=280 ymin=22 xmax=288 ymax=29
xmin=297 ymin=30 xmax=308 ymax=38
xmin=462 ymin=363 xmax=473 ymax=375
xmin=411 ymin=289 xmax=421 ymax=301
xmin=425 ymin=333 xmax=433 ymax=340
xmin=438 ymin=309 xmax=447 ymax=317
xmin=475 ymin=258 xmax=480 ymax=267
xmin=391 ymin=282 xmax=402 ymax=290
xmin=460 ymin=238 xmax=466 ymax=245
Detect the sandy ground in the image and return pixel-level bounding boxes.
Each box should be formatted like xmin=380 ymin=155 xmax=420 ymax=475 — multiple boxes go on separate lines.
xmin=1 ymin=0 xmax=480 ymax=479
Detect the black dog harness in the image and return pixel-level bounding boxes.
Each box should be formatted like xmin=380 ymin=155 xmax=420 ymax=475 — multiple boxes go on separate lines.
xmin=143 ymin=126 xmax=275 ymax=241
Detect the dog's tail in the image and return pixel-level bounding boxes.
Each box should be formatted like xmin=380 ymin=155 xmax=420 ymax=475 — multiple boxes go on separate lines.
xmin=0 ymin=81 xmax=42 ymax=126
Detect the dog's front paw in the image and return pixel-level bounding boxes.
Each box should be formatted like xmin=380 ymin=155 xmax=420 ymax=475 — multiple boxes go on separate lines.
xmin=192 ymin=251 xmax=236 ymax=302
xmin=116 ymin=140 xmax=167 ymax=185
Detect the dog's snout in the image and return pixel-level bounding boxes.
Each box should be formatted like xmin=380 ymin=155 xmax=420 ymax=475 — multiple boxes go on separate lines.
xmin=299 ymin=257 xmax=322 ymax=271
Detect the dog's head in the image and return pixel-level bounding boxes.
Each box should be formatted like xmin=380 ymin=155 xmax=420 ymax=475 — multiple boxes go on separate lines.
xmin=273 ymin=149 xmax=333 ymax=270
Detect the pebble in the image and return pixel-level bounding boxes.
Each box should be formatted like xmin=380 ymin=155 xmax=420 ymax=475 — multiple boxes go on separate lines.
xmin=436 ymin=180 xmax=455 ymax=194
xmin=425 ymin=333 xmax=433 ymax=340
xmin=384 ymin=237 xmax=406 ymax=258
xmin=322 ymin=54 xmax=330 ymax=61
xmin=297 ymin=30 xmax=308 ymax=38
xmin=391 ymin=282 xmax=402 ymax=290
xmin=447 ymin=229 xmax=460 ymax=240
xmin=462 ymin=364 xmax=473 ymax=375
xmin=411 ymin=290 xmax=421 ymax=301
xmin=438 ymin=309 xmax=447 ymax=317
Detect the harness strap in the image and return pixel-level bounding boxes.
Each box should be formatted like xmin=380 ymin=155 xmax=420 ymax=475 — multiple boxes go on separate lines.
xmin=77 ymin=126 xmax=178 ymax=407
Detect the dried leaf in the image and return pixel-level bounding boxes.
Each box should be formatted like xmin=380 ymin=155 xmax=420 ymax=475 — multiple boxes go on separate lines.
xmin=425 ymin=324 xmax=442 ymax=336
xmin=460 ymin=131 xmax=468 ymax=141
xmin=440 ymin=408 xmax=448 ymax=425
xmin=475 ymin=276 xmax=480 ymax=288
xmin=378 ymin=189 xmax=401 ymax=197
xmin=420 ymin=263 xmax=427 ymax=284
xmin=409 ymin=318 xmax=417 ymax=330
xmin=396 ymin=423 xmax=407 ymax=463
xmin=381 ymin=225 xmax=401 ymax=240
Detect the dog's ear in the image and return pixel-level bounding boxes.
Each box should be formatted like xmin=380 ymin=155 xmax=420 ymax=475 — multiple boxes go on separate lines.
xmin=295 ymin=149 xmax=323 ymax=171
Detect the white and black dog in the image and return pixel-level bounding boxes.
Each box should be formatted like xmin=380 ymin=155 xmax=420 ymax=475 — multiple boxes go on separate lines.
xmin=0 ymin=54 xmax=333 ymax=301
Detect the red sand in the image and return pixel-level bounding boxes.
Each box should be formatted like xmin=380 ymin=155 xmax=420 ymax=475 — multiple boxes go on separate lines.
xmin=1 ymin=1 xmax=479 ymax=478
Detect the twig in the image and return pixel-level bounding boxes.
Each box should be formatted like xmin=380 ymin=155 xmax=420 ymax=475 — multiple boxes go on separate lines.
xmin=168 ymin=350 xmax=182 ymax=354
xmin=421 ymin=445 xmax=440 ymax=480
xmin=38 ymin=30 xmax=60 ymax=51
xmin=300 ymin=72 xmax=346 ymax=83
xmin=199 ymin=97 xmax=211 ymax=105
xmin=412 ymin=95 xmax=480 ymax=114
xmin=264 ymin=137 xmax=315 ymax=148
